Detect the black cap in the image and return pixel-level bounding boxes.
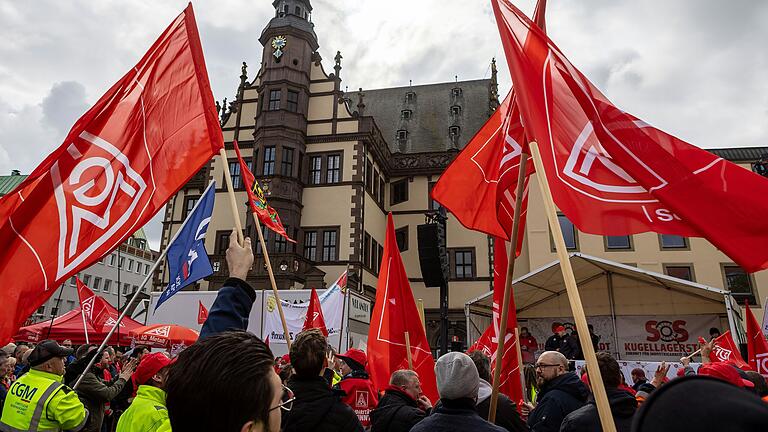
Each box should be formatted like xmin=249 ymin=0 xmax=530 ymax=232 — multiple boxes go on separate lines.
xmin=27 ymin=340 xmax=74 ymax=367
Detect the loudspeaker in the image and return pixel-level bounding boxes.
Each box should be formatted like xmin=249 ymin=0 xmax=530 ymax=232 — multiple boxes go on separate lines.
xmin=417 ymin=223 xmax=449 ymax=287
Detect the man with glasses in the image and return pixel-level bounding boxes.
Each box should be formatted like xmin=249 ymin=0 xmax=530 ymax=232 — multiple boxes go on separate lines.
xmin=523 ymin=351 xmax=588 ymax=432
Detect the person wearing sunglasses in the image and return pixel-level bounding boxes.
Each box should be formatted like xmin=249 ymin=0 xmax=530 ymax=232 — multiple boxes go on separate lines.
xmin=522 ymin=351 xmax=588 ymax=432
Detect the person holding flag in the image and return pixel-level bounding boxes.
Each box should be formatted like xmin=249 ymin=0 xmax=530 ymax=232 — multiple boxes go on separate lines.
xmin=334 ymin=348 xmax=379 ymax=428
xmin=155 ymin=181 xmax=216 ymax=310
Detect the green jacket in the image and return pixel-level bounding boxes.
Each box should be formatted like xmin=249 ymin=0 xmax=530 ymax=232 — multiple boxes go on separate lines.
xmin=0 ymin=368 xmax=88 ymax=431
xmin=115 ymin=385 xmax=170 ymax=432
xmin=74 ymin=373 xmax=126 ymax=432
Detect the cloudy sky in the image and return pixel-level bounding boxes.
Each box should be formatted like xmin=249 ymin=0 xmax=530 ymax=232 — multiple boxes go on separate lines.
xmin=1 ymin=0 xmax=766 ymax=249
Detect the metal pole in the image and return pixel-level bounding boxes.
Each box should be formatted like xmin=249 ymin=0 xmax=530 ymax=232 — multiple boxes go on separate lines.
xmin=440 ymin=280 xmax=449 ymax=356
xmin=46 ymin=284 xmax=65 ymax=339
xmin=117 ymin=248 xmax=121 ymax=346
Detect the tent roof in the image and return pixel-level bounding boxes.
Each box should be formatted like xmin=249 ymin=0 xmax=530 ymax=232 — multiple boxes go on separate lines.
xmin=466 ymin=253 xmax=732 ymax=319
xmin=15 ymin=307 xmax=143 ymax=345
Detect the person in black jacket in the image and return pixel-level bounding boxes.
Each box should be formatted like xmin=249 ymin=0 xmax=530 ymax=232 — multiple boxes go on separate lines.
xmin=282 ymin=329 xmax=363 ymax=432
xmin=370 ymin=369 xmax=432 ymax=432
xmin=523 ymin=351 xmax=588 ymax=432
xmin=544 ymin=326 xmax=568 ymax=353
xmin=560 ymin=352 xmax=638 ymax=432
xmin=468 ymin=351 xmax=528 ymax=432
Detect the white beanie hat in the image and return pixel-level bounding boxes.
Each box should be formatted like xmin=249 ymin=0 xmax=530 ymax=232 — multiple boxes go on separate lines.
xmin=435 ymin=352 xmax=479 ymax=401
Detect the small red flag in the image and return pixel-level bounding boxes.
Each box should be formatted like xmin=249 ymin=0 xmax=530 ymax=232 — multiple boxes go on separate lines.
xmin=0 ymin=4 xmax=223 ymax=343
xmin=232 ymin=140 xmax=295 ymax=243
xmin=745 ymin=301 xmax=768 ymax=377
xmin=708 ymin=330 xmax=750 ymax=370
xmin=367 ymin=213 xmax=438 ymax=403
xmin=302 ymin=288 xmax=328 ymax=337
xmin=492 ymin=0 xmax=768 ymax=272
xmin=76 ymin=277 xmax=110 ymax=330
xmin=197 ymin=300 xmax=209 ymax=325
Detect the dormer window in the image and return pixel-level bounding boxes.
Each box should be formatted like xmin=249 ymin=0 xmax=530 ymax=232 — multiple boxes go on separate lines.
xmin=401 ymin=109 xmax=413 ymax=120
xmin=452 ymin=88 xmax=462 ymax=97
xmin=295 ymin=6 xmax=301 ymax=16
xmin=449 ymin=126 xmax=461 ymax=137
xmin=451 ymin=105 xmax=461 ymax=116
xmin=397 ymin=130 xmax=408 ymax=141
xmin=405 ymin=92 xmax=416 ymax=103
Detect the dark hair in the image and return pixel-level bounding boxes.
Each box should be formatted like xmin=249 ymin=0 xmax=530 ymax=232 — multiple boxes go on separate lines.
xmin=290 ymin=329 xmax=327 ymax=378
xmin=523 ymin=364 xmax=538 ymax=399
xmin=132 ymin=345 xmax=150 ymax=357
xmin=591 ymin=352 xmax=621 ymax=388
xmin=468 ymin=351 xmax=491 ymax=382
xmin=166 ymin=331 xmax=275 ymax=432
xmin=709 ymin=327 xmax=721 ymax=336
xmin=745 ymin=371 xmax=768 ymax=397
xmin=75 ymin=344 xmax=95 ymax=360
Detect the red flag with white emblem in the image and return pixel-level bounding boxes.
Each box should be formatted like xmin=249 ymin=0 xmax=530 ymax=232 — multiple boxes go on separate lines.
xmin=76 ymin=277 xmax=111 ymax=330
xmin=0 ymin=4 xmax=223 ymax=343
xmin=492 ymin=0 xmax=768 ymax=272
xmin=707 ymin=331 xmax=750 ymax=370
xmin=197 ymin=301 xmax=209 ymax=325
xmin=302 ymin=288 xmax=329 ymax=337
xmin=367 ymin=213 xmax=438 ymax=402
xmin=745 ymin=302 xmax=768 ymax=377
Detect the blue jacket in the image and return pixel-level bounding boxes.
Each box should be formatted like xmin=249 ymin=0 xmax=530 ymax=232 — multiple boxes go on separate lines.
xmin=527 ymin=373 xmax=589 ymax=432
xmin=199 ymin=278 xmax=257 ymax=339
xmin=411 ymin=398 xmax=506 ymax=432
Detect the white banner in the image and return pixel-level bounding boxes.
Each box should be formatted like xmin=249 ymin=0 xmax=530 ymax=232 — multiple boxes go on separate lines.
xmin=574 ymin=360 xmax=700 ymax=384
xmin=615 ymin=315 xmax=720 ymax=360
xmin=262 ymin=273 xmax=346 ymax=348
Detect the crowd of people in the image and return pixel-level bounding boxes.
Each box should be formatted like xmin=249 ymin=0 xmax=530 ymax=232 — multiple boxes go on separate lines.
xmin=1 ymin=231 xmax=767 ymax=431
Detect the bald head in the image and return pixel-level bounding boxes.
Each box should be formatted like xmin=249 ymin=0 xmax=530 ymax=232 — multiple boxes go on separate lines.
xmin=539 ymin=351 xmax=568 ymax=367
xmin=535 ymin=351 xmax=568 ymax=385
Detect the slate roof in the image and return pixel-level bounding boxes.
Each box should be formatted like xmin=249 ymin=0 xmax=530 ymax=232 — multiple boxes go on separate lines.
xmin=357 ymin=79 xmax=493 ymax=154
xmin=0 ymin=174 xmax=27 ymax=197
xmin=707 ymin=147 xmax=768 ymax=162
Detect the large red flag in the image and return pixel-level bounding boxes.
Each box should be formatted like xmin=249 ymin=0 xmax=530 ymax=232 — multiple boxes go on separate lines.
xmin=197 ymin=300 xmax=209 ymax=325
xmin=232 ymin=140 xmax=295 ymax=243
xmin=368 ymin=213 xmax=438 ymax=402
xmin=492 ymin=0 xmax=768 ymax=272
xmin=707 ymin=331 xmax=750 ymax=370
xmin=302 ymin=288 xmax=329 ymax=337
xmin=745 ymin=302 xmax=768 ymax=377
xmin=0 ymin=4 xmax=222 ymax=343
xmin=76 ymin=277 xmax=111 ymax=330
xmin=431 ymin=0 xmax=548 ymax=251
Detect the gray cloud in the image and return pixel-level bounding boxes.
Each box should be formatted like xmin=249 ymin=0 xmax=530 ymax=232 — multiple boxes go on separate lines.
xmin=41 ymin=81 xmax=88 ymax=136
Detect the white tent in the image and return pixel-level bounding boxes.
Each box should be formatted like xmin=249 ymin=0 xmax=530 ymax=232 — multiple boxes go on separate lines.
xmin=465 ymin=253 xmax=742 ymax=361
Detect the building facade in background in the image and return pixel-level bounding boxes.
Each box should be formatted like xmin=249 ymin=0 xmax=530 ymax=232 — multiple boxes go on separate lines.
xmin=157 ymin=0 xmax=768 ymax=349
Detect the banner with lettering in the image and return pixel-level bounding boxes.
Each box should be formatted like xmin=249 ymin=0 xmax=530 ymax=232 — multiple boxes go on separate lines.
xmin=615 ymin=315 xmax=720 ymax=360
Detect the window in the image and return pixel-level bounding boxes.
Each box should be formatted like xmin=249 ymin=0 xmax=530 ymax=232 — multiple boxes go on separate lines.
xmin=401 ymin=109 xmax=412 ymax=120
xmin=451 ymin=105 xmax=462 ymax=116
xmin=133 ymin=285 xmax=139 ymax=294
xmin=229 ymin=161 xmax=243 ymax=189
xmin=128 ymin=259 xmax=134 ymax=272
xmin=605 ymin=236 xmax=632 ymax=250
xmin=216 ymin=231 xmax=231 ymax=255
xmin=453 ymin=249 xmax=474 ymax=279
xmin=295 ymin=6 xmax=301 ymax=15
xmin=119 ymin=257 xmax=125 ymax=269
xmin=287 ymin=90 xmax=299 ymax=112
xmin=93 ymin=277 xmax=102 ymax=292
xmin=304 ymin=231 xmax=317 ymax=261
xmin=326 ymin=154 xmax=340 ymax=183
xmin=281 ymin=147 xmax=294 ymax=177
xmin=405 ymin=92 xmax=415 ymax=103
xmin=256 ymin=226 xmax=270 ymax=255
xmin=723 ymin=265 xmax=756 ymax=304
xmin=108 ymin=254 xmax=115 ymax=266
xmin=103 ymin=279 xmax=112 ymax=293
xmin=429 ymin=182 xmax=442 ymax=211
xmin=373 ymin=169 xmax=379 ymax=198
xmin=37 ymin=306 xmax=45 ymax=316
xmin=452 ymin=88 xmax=462 ymax=97
xmin=379 ymin=177 xmax=385 ymax=204
xmin=263 ymin=146 xmax=276 ymax=176
xmin=557 ymin=214 xmax=579 ymax=250
xmin=449 ymin=126 xmax=460 ymax=137
xmin=275 ymin=229 xmax=288 ymax=253
xmin=70 ymin=276 xmax=77 ymax=286
xmin=310 ymin=156 xmax=322 ymax=184
xmin=83 ymin=274 xmax=91 ymax=286
xmin=395 ymin=227 xmax=409 ymax=252
xmin=366 ymin=160 xmax=373 ymax=192
xmin=391 ymin=179 xmax=408 ymax=205
xmin=371 ymin=239 xmax=379 ymax=273
xmin=144 ymin=264 xmax=149 ymax=275
xmin=267 ymin=89 xmax=281 ymax=111
xmin=66 ymin=300 xmax=75 ymax=312
xmin=664 ymin=265 xmax=694 ymax=282
xmin=660 ymin=235 xmax=688 ymax=249
xmin=322 ymin=230 xmax=337 ymax=262
xmin=397 ymin=130 xmax=408 ymax=141
xmin=183 ymin=195 xmax=200 ymax=218
xmin=364 ymin=233 xmax=371 ymax=269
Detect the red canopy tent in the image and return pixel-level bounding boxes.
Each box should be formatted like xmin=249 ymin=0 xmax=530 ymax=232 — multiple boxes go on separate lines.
xmin=14 ymin=307 xmax=142 ymax=346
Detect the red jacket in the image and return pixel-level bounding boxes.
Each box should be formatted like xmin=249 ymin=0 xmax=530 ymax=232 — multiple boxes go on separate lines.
xmin=519 ymin=335 xmax=538 ymax=363
xmin=335 ymin=371 xmax=379 ymax=427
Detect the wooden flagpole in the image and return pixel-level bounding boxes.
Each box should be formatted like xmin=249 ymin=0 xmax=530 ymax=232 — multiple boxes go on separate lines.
xmin=514 ymin=328 xmax=528 ymax=402
xmin=80 ymin=308 xmax=90 ymax=345
xmin=219 ymin=147 xmax=293 ymax=349
xmin=529 ymin=142 xmax=617 ymax=432
xmin=405 ymin=331 xmax=413 ymax=369
xmin=488 ymin=153 xmax=528 ymax=423
xmin=417 ymin=299 xmax=426 ymax=332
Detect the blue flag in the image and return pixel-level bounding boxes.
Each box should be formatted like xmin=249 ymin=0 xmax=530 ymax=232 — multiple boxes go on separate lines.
xmin=155 ymin=181 xmax=216 ymax=310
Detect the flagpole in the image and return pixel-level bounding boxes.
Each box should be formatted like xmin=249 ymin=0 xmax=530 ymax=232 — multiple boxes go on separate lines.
xmin=251 ymin=211 xmax=293 ymax=349
xmin=405 ymin=331 xmax=413 ymax=369
xmin=488 ymin=153 xmax=528 ymax=423
xmin=529 ymin=142 xmax=617 ymax=432
xmin=45 ymin=284 xmax=65 ymax=339
xmin=73 ymin=181 xmax=217 ymax=390
xmin=514 ymin=328 xmax=528 ymax=403
xmin=80 ymin=308 xmax=90 ymax=345
xmin=337 ymin=281 xmax=348 ymax=352
xmin=219 ymin=148 xmax=245 ymax=245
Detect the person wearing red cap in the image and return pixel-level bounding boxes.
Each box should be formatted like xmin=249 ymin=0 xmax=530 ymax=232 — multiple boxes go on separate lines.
xmin=544 ymin=324 xmax=568 ymax=353
xmin=116 ymin=352 xmax=174 ymax=432
xmin=333 ymin=348 xmax=379 ymax=428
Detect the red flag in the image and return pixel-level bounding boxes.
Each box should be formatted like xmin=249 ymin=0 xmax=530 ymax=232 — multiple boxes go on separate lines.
xmin=0 ymin=4 xmax=223 ymax=343
xmin=708 ymin=331 xmax=750 ymax=370
xmin=492 ymin=0 xmax=768 ymax=272
xmin=367 ymin=213 xmax=438 ymax=402
xmin=302 ymin=288 xmax=329 ymax=337
xmin=745 ymin=302 xmax=768 ymax=377
xmin=431 ymin=0 xmax=548 ymax=252
xmin=197 ymin=301 xmax=209 ymax=325
xmin=232 ymin=140 xmax=295 ymax=243
xmin=76 ymin=277 xmax=110 ymax=330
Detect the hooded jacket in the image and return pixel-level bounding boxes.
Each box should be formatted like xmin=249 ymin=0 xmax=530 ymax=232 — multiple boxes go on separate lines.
xmin=334 ymin=369 xmax=379 ymax=427
xmin=559 ymin=388 xmax=637 ymax=432
xmin=527 ymin=372 xmax=588 ymax=432
xmin=370 ymin=386 xmax=429 ymax=432
xmin=282 ymin=375 xmax=363 ymax=432
xmin=475 ymin=379 xmax=528 ymax=432
xmin=411 ymin=398 xmax=507 ymax=432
